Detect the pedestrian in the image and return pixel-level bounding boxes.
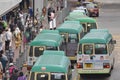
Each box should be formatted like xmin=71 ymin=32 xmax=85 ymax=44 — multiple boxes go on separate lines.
xmin=0 ymin=19 xmax=7 ymax=31
xmin=0 ymin=61 xmax=3 ymax=80
xmin=52 ymin=17 xmax=56 ymax=30
xmin=0 ymin=61 xmax=3 ymax=73
xmin=24 ymin=27 xmax=30 ymax=43
xmin=0 ymin=53 xmax=8 ymax=73
xmin=35 ymin=8 xmax=40 ymax=24
xmin=18 ymin=11 xmax=24 ymax=32
xmin=18 ymin=11 xmax=24 ymax=27
xmin=28 ymin=6 xmax=33 ymax=17
xmin=48 ymin=7 xmax=56 ymax=30
xmin=14 ymin=27 xmax=22 ymax=48
xmin=19 ymin=0 xmax=25 ymax=10
xmin=0 ymin=22 xmax=5 ymax=33
xmin=42 ymin=6 xmax=46 ymax=17
xmin=59 ymin=0 xmax=64 ymax=10
xmin=9 ymin=19 xmax=16 ymax=33
xmin=5 ymin=28 xmax=12 ymax=50
xmin=17 ymin=71 xmax=27 ymax=80
xmin=26 ymin=0 xmax=30 ymax=9
xmin=10 ymin=69 xmax=19 ymax=80
xmin=39 ymin=25 xmax=43 ymax=32
xmin=0 ymin=33 xmax=4 ymax=52
xmin=0 ymin=50 xmax=8 ymax=64
xmin=9 ymin=63 xmax=17 ymax=77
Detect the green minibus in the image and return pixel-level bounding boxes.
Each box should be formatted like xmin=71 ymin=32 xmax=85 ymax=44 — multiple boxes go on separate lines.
xmin=57 ymin=21 xmax=84 ymax=67
xmin=28 ymin=50 xmax=79 ymax=80
xmin=25 ymin=30 xmax=63 ymax=70
xmin=77 ymin=29 xmax=116 ymax=76
xmin=65 ymin=13 xmax=98 ymax=34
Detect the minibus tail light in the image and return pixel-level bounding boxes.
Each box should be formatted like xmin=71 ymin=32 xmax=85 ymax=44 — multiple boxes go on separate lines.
xmin=103 ymin=63 xmax=110 ymax=68
xmin=77 ymin=63 xmax=83 ymax=68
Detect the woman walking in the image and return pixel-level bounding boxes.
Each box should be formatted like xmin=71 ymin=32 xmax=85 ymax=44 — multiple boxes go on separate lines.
xmin=10 ymin=69 xmax=19 ymax=80
xmin=17 ymin=72 xmax=27 ymax=80
xmin=14 ymin=27 xmax=22 ymax=48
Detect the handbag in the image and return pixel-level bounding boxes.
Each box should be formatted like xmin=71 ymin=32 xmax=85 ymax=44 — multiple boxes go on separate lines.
xmin=34 ymin=17 xmax=38 ymax=25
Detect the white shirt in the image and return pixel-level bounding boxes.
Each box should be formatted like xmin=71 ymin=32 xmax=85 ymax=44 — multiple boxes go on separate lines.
xmin=14 ymin=27 xmax=21 ymax=36
xmin=0 ymin=34 xmax=4 ymax=51
xmin=19 ymin=12 xmax=24 ymax=25
xmin=0 ymin=34 xmax=4 ymax=43
xmin=4 ymin=28 xmax=12 ymax=46
xmin=50 ymin=12 xmax=55 ymax=20
xmin=5 ymin=29 xmax=12 ymax=41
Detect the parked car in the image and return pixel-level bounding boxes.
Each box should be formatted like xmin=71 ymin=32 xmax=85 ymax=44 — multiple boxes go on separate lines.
xmin=75 ymin=6 xmax=89 ymax=16
xmin=82 ymin=2 xmax=99 ymax=17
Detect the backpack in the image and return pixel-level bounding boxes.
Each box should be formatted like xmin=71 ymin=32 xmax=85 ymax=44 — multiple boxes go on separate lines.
xmin=9 ymin=66 xmax=16 ymax=76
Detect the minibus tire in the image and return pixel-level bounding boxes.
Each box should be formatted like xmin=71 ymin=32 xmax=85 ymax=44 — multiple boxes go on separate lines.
xmin=111 ymin=58 xmax=115 ymax=70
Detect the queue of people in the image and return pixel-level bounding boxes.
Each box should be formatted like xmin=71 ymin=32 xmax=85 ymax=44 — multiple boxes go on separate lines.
xmin=0 ymin=28 xmax=26 ymax=80
xmin=0 ymin=8 xmax=33 ymax=79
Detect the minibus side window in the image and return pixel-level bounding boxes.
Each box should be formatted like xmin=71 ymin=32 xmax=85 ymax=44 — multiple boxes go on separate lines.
xmin=61 ymin=34 xmax=67 ymax=43
xmin=30 ymin=72 xmax=34 ymax=80
xmin=68 ymin=66 xmax=72 ymax=80
xmin=29 ymin=46 xmax=33 ymax=57
xmin=108 ymin=39 xmax=114 ymax=54
xmin=80 ymin=32 xmax=84 ymax=39
xmin=82 ymin=23 xmax=87 ymax=33
xmin=78 ymin=44 xmax=82 ymax=54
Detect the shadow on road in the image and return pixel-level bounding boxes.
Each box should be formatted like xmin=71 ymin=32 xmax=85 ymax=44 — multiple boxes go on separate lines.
xmin=80 ymin=74 xmax=110 ymax=80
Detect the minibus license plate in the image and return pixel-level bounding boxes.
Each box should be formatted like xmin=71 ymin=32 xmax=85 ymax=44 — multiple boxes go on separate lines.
xmin=85 ymin=63 xmax=92 ymax=68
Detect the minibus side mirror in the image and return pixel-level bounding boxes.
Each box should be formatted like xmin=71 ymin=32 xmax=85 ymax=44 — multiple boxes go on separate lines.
xmin=112 ymin=40 xmax=116 ymax=44
xmin=61 ymin=75 xmax=65 ymax=79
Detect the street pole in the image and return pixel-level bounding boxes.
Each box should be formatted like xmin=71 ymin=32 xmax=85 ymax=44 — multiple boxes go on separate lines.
xmin=33 ymin=0 xmax=35 ymax=26
xmin=32 ymin=0 xmax=35 ymax=40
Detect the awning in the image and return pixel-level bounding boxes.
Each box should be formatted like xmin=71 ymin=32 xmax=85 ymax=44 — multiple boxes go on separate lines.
xmin=0 ymin=0 xmax=22 ymax=16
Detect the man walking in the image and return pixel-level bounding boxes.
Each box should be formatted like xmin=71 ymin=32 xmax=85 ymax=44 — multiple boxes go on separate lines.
xmin=5 ymin=28 xmax=12 ymax=50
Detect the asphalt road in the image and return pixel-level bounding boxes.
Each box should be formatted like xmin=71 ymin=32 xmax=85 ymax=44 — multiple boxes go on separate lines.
xmin=96 ymin=3 xmax=120 ymax=35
